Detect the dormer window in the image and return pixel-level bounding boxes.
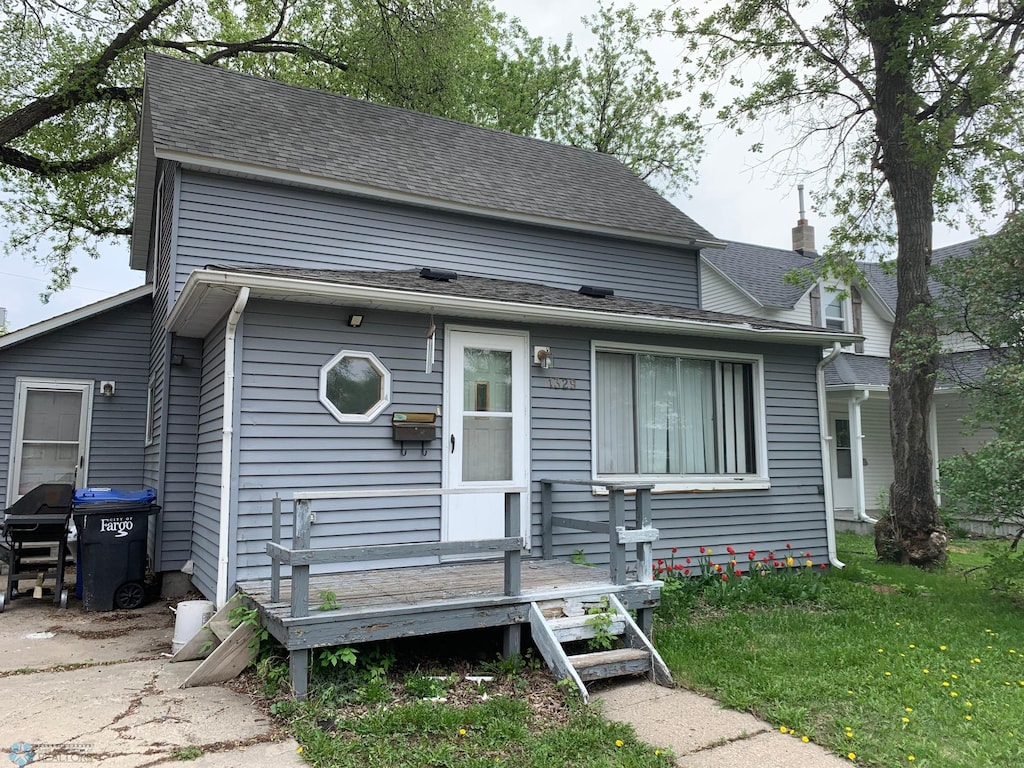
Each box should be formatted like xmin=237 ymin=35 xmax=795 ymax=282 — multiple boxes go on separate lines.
xmin=824 ymin=293 xmax=847 ymax=331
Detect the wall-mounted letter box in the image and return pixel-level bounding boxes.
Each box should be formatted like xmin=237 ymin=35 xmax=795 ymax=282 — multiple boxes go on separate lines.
xmin=392 ymin=412 xmax=437 ymax=454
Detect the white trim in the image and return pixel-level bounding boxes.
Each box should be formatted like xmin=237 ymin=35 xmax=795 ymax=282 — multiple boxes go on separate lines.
xmin=144 ymin=373 xmax=157 ymax=447
xmin=442 ymin=326 xmax=531 ymax=550
xmin=0 ymin=285 xmax=152 ymax=350
xmin=589 ymin=340 xmax=770 ymax=491
xmin=7 ymin=378 xmax=93 ymax=503
xmin=317 ymin=350 xmax=392 ymax=423
xmin=169 ymin=270 xmax=862 ymax=347
xmin=159 ymin=150 xmax=724 ymax=252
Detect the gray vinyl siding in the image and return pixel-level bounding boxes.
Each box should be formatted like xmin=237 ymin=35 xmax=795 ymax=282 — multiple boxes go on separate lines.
xmin=191 ymin=322 xmax=227 ymax=599
xmin=0 ymin=297 xmax=152 ymax=507
xmin=531 ymin=330 xmax=830 ymax=568
xmin=158 ymin=335 xmax=202 ymax=569
xmin=231 ymin=300 xmax=444 ymax=585
xmin=172 ymin=173 xmax=700 ymax=309
xmin=226 ymin=298 xmax=830 ymax=584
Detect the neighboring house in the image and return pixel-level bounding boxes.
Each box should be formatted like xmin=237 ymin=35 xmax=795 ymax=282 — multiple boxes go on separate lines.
xmin=701 ymin=219 xmax=994 ymax=529
xmin=1 ymin=55 xmax=856 ymax=607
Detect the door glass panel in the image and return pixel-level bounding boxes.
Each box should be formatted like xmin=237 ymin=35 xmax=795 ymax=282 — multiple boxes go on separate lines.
xmin=463 ymin=349 xmax=512 ymax=413
xmin=461 ymin=347 xmax=513 ymax=481
xmin=462 ymin=415 xmax=513 ymax=481
xmin=17 ymin=389 xmax=83 ymax=494
xmin=23 ymin=390 xmax=82 ymax=441
xmin=835 ymin=418 xmax=853 ymax=479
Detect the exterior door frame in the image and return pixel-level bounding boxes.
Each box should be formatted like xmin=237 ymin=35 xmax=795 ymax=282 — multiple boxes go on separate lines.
xmin=828 ymin=411 xmax=854 ymax=511
xmin=7 ymin=378 xmax=93 ymax=503
xmin=441 ymin=325 xmax=531 ymax=550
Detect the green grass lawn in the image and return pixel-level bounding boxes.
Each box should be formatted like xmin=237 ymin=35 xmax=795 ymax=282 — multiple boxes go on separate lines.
xmin=654 ymin=533 xmax=1024 ymax=767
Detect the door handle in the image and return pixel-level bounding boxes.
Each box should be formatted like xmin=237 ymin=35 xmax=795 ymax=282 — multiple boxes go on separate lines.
xmin=450 ymin=434 xmax=456 ymax=453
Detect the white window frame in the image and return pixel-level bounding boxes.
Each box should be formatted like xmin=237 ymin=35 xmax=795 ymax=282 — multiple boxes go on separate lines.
xmin=590 ymin=341 xmax=770 ymax=492
xmin=144 ymin=373 xmax=157 ymax=447
xmin=318 ymin=349 xmax=391 ymax=423
xmin=823 ymin=290 xmax=848 ymax=332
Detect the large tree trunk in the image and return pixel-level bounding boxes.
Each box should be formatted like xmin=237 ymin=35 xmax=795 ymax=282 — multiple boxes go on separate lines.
xmin=866 ymin=0 xmax=947 ymax=565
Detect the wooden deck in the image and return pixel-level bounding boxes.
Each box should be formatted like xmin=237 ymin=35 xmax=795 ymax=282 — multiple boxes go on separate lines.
xmin=237 ymin=558 xmax=661 ymax=652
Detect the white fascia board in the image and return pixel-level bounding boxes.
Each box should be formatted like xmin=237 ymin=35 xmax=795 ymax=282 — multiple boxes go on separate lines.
xmin=0 ymin=285 xmax=152 ymax=351
xmin=856 ymin=278 xmax=896 ymax=322
xmin=825 ymin=384 xmax=891 ymax=394
xmin=699 ymin=256 xmax=767 ymax=309
xmin=169 ymin=270 xmax=862 ymax=347
xmin=159 ymin=149 xmax=725 ymax=251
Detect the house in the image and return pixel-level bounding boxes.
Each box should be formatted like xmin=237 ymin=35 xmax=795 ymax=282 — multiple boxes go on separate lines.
xmin=701 ymin=215 xmax=995 ymax=530
xmin=2 ymin=54 xmax=857 ymax=620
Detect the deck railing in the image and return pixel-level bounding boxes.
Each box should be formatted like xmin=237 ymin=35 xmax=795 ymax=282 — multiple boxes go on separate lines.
xmin=539 ymin=479 xmax=659 ymax=585
xmin=267 ymin=487 xmax=527 ymax=619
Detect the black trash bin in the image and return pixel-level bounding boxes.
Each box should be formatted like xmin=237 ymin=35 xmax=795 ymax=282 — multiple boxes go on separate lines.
xmin=72 ymin=487 xmax=158 ymax=611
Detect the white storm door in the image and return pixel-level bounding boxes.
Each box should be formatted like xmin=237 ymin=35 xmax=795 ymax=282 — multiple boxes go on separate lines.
xmin=830 ymin=414 xmax=854 ymax=510
xmin=8 ymin=380 xmax=92 ymax=502
xmin=442 ymin=328 xmax=529 ymax=552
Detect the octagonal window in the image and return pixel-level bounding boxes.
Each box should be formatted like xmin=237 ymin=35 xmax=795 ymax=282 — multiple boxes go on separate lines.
xmin=319 ymin=350 xmax=391 ymax=423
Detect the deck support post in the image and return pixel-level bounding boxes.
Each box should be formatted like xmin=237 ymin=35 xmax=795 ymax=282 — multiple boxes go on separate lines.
xmin=636 ymin=608 xmax=653 ymax=636
xmin=270 ymin=495 xmax=282 ymax=603
xmin=292 ymin=498 xmax=312 ymax=618
xmin=608 ymin=488 xmax=627 ymax=585
xmin=541 ymin=481 xmax=553 ymax=560
xmin=502 ymin=624 xmax=522 ymax=659
xmin=635 ymin=488 xmax=653 ymax=583
xmin=290 ymin=649 xmax=309 ymax=701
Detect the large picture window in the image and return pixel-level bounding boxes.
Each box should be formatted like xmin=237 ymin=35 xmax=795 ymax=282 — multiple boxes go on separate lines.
xmin=594 ymin=345 xmax=765 ymax=487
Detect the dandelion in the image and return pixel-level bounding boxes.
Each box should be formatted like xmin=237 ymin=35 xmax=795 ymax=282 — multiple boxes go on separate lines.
xmin=459 ymin=728 xmax=467 ymax=736
xmin=906 ymin=707 xmax=913 ymax=713
xmin=848 ymin=752 xmax=856 ymax=761
xmin=908 ymin=756 xmax=915 ymax=762
xmin=902 ymin=717 xmax=910 ymax=723
xmin=297 ymin=747 xmax=304 ymax=754
xmin=879 ymin=648 xmax=885 ymax=654
xmin=966 ymin=715 xmax=972 ymax=721
xmin=655 ymin=750 xmax=661 ymax=756
xmin=922 ymin=669 xmax=930 ymax=674
xmin=972 ymin=658 xmax=981 ymax=664
xmin=885 ymin=672 xmax=892 ymax=677
xmin=966 ymin=701 xmax=972 ymax=707
xmin=951 ymin=691 xmax=959 ymax=697
xmin=615 ymin=739 xmax=624 ymax=747
xmin=909 ymin=644 xmax=916 ymax=649
xmin=951 ymin=674 xmax=958 ymax=679
xmin=942 ymin=681 xmax=950 ymax=687
xmin=802 ymin=736 xmax=809 ymax=743
xmin=940 ymin=645 xmax=947 ymax=651
xmin=780 ymin=726 xmax=787 ymax=734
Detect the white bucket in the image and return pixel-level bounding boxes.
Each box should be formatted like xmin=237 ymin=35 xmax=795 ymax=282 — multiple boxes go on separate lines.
xmin=171 ymin=600 xmax=215 ymax=654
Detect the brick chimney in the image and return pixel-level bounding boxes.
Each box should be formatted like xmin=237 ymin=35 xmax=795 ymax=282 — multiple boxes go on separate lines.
xmin=792 ymin=184 xmax=816 ymax=255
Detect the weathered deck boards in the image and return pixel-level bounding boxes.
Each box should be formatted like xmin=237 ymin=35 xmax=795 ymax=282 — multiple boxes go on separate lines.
xmin=237 ymin=558 xmax=661 ymax=652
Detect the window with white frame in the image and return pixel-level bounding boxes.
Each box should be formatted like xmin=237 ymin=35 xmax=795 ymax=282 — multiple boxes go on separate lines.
xmin=319 ymin=350 xmax=391 ymax=423
xmin=594 ymin=345 xmax=765 ymax=485
xmin=824 ymin=293 xmax=846 ymax=331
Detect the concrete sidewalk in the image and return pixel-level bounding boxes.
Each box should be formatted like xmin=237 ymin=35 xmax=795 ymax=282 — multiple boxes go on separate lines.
xmin=0 ymin=588 xmax=849 ymax=767
xmin=596 ymin=679 xmax=852 ymax=767
xmin=0 ymin=594 xmax=304 ymax=767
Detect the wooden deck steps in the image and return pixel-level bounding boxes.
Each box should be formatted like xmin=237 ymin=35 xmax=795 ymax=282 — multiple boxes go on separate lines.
xmin=171 ymin=595 xmax=257 ymax=688
xmin=529 ymin=593 xmax=672 ymax=702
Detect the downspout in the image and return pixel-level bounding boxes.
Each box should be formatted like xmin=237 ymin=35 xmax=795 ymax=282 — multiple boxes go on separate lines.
xmin=929 ymin=402 xmax=941 ymax=508
xmin=850 ymin=389 xmax=877 ymax=525
xmin=216 ymin=287 xmax=249 ymax=607
xmin=817 ymin=343 xmax=845 ymax=568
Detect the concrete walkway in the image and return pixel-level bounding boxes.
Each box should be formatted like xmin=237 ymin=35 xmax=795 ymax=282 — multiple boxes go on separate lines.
xmin=0 ymin=594 xmax=304 ymax=767
xmin=596 ymin=679 xmax=852 ymax=767
xmin=1 ymin=586 xmax=850 ymax=767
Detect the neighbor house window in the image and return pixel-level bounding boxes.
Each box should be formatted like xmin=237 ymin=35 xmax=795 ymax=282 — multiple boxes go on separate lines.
xmin=144 ymin=374 xmax=157 ymax=447
xmin=594 ymin=345 xmax=765 ymax=487
xmin=824 ymin=293 xmax=846 ymax=331
xmin=319 ymin=350 xmax=391 ymax=423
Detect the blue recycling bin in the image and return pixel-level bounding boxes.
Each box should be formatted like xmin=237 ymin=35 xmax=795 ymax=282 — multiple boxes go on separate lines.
xmin=72 ymin=488 xmax=158 ymax=611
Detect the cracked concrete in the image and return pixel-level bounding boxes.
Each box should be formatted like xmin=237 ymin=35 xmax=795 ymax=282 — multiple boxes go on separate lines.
xmin=0 ymin=594 xmax=304 ymax=767
xmin=595 ymin=679 xmax=852 ymax=767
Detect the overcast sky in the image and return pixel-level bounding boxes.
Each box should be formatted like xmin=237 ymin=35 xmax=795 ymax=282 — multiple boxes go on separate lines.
xmin=0 ymin=0 xmax=986 ymax=332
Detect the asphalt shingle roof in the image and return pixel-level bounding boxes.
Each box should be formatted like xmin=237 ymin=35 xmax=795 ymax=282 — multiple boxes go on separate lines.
xmin=702 ymin=241 xmax=818 ymax=308
xmin=143 ymin=54 xmax=717 ymax=247
xmin=216 ymin=265 xmax=837 ymax=334
xmin=824 ymin=349 xmax=995 ymax=389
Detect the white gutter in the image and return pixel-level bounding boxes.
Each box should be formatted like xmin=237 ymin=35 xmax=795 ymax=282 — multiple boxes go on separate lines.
xmin=216 ymin=287 xmax=249 ymax=607
xmin=169 ymin=269 xmax=863 ymax=347
xmin=849 ymin=389 xmax=877 ymax=525
xmin=818 ymin=342 xmax=845 ymax=568
xmin=929 ymin=402 xmax=941 ymax=508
